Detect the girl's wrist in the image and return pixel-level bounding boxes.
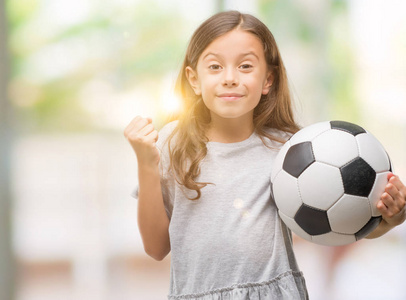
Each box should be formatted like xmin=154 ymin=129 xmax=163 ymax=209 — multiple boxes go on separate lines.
xmin=137 ymin=160 xmax=160 ymax=175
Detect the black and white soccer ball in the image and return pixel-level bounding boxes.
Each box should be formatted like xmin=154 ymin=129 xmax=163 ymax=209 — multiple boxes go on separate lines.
xmin=271 ymin=121 xmax=392 ymax=246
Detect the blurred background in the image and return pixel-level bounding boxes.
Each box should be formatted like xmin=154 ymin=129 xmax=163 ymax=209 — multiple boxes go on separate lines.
xmin=1 ymin=0 xmax=406 ymax=299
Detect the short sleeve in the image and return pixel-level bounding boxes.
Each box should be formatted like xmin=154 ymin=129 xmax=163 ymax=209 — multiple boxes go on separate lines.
xmin=132 ymin=179 xmax=173 ymax=220
xmin=160 ymin=175 xmax=174 ymax=220
xmin=131 ymin=187 xmax=139 ymax=199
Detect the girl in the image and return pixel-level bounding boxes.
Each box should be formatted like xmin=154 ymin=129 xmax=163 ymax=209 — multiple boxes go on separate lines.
xmin=124 ymin=11 xmax=406 ymax=299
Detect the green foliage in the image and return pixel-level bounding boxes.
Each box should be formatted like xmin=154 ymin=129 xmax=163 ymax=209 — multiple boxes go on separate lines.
xmin=7 ymin=0 xmax=361 ymax=132
xmin=6 ymin=0 xmax=40 ymax=28
xmin=7 ymin=0 xmax=187 ymax=133
xmin=259 ymin=0 xmax=359 ymax=123
xmin=326 ymin=1 xmax=359 ymax=121
xmin=258 ymin=0 xmax=315 ymax=44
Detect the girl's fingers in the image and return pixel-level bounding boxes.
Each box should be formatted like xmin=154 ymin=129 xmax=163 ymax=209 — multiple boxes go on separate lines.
xmin=380 ymin=192 xmax=393 ymax=208
xmin=124 ymin=116 xmax=138 ymax=137
xmin=124 ymin=116 xmax=143 ymax=137
xmin=138 ymin=123 xmax=155 ymax=137
xmin=384 ymin=182 xmax=398 ymax=199
xmin=388 ymin=175 xmax=406 ymax=196
xmin=145 ymin=130 xmax=159 ymax=144
xmin=377 ymin=199 xmax=388 ymax=214
xmin=385 ymin=176 xmax=405 ymax=208
xmin=124 ymin=116 xmax=152 ymax=138
xmin=381 ymin=191 xmax=405 ymax=218
xmin=132 ymin=118 xmax=150 ymax=133
xmin=379 ymin=174 xmax=406 ymax=224
xmin=387 ymin=172 xmax=395 ymax=181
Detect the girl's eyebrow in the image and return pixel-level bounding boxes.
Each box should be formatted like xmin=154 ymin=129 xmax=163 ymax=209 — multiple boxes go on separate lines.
xmin=202 ymin=51 xmax=259 ymax=61
xmin=239 ymin=51 xmax=259 ymax=60
xmin=202 ymin=52 xmax=222 ymax=60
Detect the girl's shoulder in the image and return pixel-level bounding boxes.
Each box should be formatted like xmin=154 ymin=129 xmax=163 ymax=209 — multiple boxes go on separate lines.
xmin=157 ymin=120 xmax=179 ymax=147
xmin=263 ymin=126 xmax=292 ymax=138
xmin=156 ymin=120 xmax=179 ymax=175
xmin=159 ymin=120 xmax=179 ymax=137
xmin=262 ymin=127 xmax=293 ymax=146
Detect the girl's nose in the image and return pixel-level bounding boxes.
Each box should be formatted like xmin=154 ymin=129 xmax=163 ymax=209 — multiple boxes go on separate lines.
xmin=222 ymin=68 xmax=239 ymax=87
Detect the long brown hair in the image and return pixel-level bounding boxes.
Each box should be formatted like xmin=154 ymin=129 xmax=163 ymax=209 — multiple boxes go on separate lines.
xmin=167 ymin=11 xmax=299 ymax=200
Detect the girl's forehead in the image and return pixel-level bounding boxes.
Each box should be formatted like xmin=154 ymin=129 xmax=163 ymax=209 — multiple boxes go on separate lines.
xmin=200 ymin=29 xmax=265 ymax=60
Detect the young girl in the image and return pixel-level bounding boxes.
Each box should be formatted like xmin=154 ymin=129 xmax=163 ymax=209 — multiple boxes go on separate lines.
xmin=124 ymin=11 xmax=406 ymax=299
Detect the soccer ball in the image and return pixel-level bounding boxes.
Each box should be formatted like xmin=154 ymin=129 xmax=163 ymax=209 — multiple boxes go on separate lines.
xmin=271 ymin=121 xmax=392 ymax=246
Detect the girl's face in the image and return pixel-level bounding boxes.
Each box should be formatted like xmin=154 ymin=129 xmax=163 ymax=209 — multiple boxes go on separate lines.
xmin=186 ymin=29 xmax=272 ymax=123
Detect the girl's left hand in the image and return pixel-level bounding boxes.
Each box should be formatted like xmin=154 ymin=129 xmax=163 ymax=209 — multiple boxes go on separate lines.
xmin=376 ymin=173 xmax=406 ymax=227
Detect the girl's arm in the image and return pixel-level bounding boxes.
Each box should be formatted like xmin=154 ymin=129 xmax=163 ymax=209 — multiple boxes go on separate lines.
xmin=124 ymin=116 xmax=170 ymax=261
xmin=366 ymin=173 xmax=406 ymax=239
xmin=137 ymin=163 xmax=170 ymax=260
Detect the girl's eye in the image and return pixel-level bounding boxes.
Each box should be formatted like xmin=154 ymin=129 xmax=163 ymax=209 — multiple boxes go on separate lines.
xmin=209 ymin=64 xmax=222 ymax=70
xmin=239 ymin=64 xmax=253 ymax=70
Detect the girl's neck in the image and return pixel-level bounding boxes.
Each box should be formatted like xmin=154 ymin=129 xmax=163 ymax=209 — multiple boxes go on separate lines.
xmin=206 ymin=114 xmax=255 ymax=143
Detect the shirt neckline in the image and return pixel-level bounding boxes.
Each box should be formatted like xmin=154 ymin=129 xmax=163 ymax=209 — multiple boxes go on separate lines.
xmin=206 ymin=131 xmax=257 ymax=148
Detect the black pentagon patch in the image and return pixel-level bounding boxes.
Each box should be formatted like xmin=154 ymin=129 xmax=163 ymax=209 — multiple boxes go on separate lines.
xmin=355 ymin=216 xmax=382 ymax=240
xmin=283 ymin=142 xmax=315 ymax=178
xmin=294 ymin=204 xmax=331 ymax=235
xmin=340 ymin=157 xmax=376 ymax=197
xmin=330 ymin=120 xmax=366 ymax=136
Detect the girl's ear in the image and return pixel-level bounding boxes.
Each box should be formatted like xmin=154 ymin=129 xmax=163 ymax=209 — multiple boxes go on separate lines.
xmin=262 ymin=71 xmax=274 ymax=95
xmin=185 ymin=66 xmax=202 ymax=96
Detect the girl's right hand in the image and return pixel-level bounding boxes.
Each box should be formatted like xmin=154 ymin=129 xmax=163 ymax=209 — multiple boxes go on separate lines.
xmin=124 ymin=116 xmax=160 ymax=168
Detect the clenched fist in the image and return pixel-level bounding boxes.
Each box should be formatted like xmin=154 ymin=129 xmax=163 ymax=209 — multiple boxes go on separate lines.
xmin=124 ymin=116 xmax=160 ymax=168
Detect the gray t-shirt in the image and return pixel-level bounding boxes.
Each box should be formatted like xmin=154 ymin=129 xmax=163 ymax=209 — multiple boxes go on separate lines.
xmin=135 ymin=121 xmax=308 ymax=300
